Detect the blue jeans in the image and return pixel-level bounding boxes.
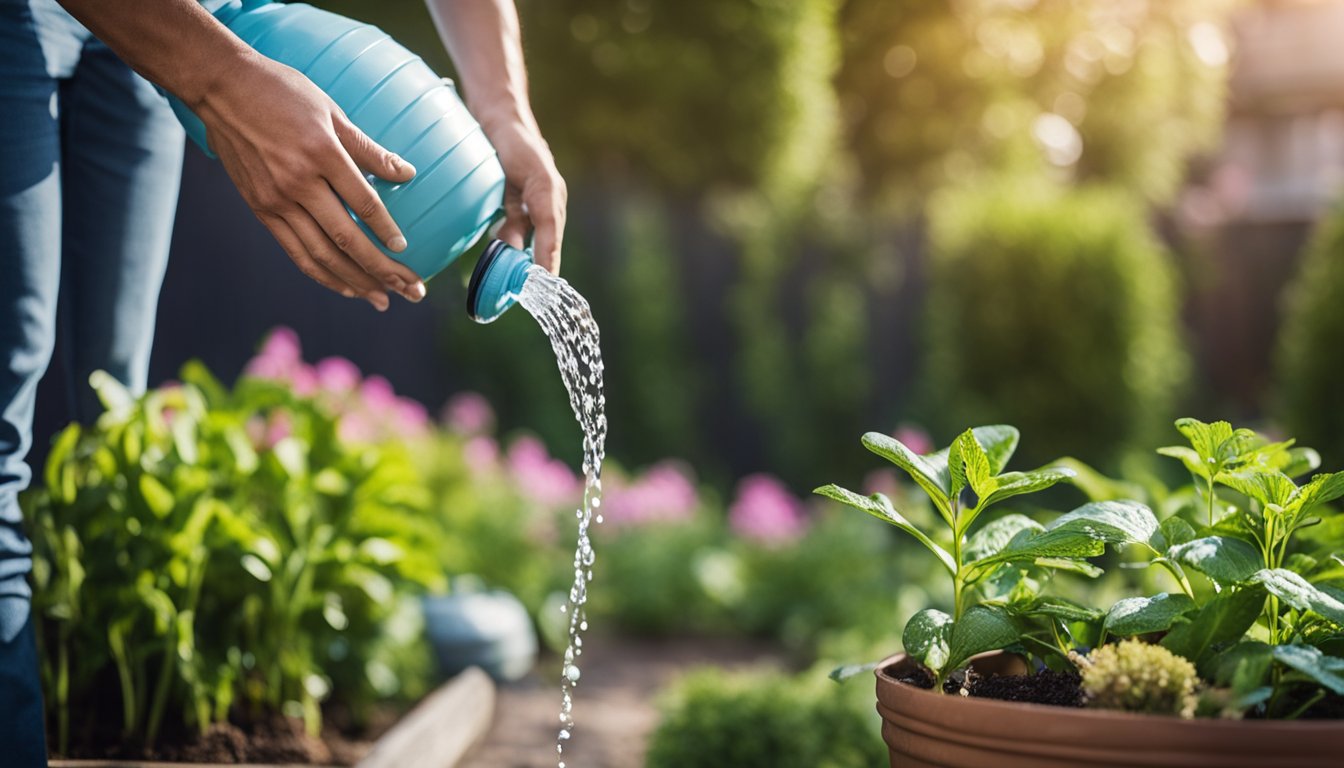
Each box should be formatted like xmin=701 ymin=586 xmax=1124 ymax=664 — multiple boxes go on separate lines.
xmin=1 ymin=0 xmax=185 ymax=761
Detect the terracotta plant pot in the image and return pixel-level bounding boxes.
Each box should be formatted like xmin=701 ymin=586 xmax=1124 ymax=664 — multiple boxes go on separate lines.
xmin=875 ymin=652 xmax=1344 ymax=768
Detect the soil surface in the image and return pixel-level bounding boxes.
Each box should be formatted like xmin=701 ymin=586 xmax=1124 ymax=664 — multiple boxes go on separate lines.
xmin=896 ymin=665 xmax=1085 ymax=708
xmin=52 ymin=699 xmax=395 ymax=764
xmin=461 ymin=633 xmax=781 ymax=768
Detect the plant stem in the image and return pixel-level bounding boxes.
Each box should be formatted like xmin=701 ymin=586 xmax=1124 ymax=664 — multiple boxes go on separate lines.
xmin=1206 ymin=477 xmax=1216 ymax=528
xmin=108 ymin=624 xmax=136 ymax=742
xmin=950 ymin=497 xmax=964 ymax=621
xmin=57 ymin=626 xmax=70 ymax=755
xmin=145 ymin=641 xmax=176 ymax=750
xmin=1268 ymin=595 xmax=1281 ymax=646
xmin=1049 ymin=620 xmax=1069 ymax=656
xmin=1284 ymin=689 xmax=1325 ymax=721
xmin=1156 ymin=558 xmax=1194 ymax=598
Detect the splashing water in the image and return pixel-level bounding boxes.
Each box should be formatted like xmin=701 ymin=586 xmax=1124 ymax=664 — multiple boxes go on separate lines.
xmin=517 ymin=264 xmax=607 ymax=767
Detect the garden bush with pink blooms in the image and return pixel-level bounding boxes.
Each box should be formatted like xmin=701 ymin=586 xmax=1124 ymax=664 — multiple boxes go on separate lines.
xmin=24 ymin=326 xmax=929 ymax=756
xmin=26 ymin=328 xmax=444 ymax=756
xmin=420 ymin=386 xmax=922 ymax=653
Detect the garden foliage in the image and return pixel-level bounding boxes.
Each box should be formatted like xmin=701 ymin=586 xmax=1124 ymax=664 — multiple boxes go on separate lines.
xmin=1277 ymin=204 xmax=1344 ymax=470
xmin=923 ymin=182 xmax=1187 ymax=468
xmin=26 ymin=354 xmax=440 ymax=752
xmin=821 ymin=418 xmax=1344 ymax=719
xmin=645 ymin=667 xmax=886 ymax=768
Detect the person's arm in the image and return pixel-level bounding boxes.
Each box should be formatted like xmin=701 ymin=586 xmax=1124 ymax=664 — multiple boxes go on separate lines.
xmin=426 ymin=0 xmax=566 ymax=274
xmin=55 ymin=0 xmax=426 ymax=311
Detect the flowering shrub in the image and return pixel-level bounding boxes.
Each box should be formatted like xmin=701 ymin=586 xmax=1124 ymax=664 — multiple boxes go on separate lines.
xmin=601 ymin=460 xmax=699 ymax=530
xmin=26 ymin=357 xmax=439 ymax=755
xmin=245 ymin=327 xmax=430 ymax=445
xmin=729 ymin=474 xmax=810 ymax=545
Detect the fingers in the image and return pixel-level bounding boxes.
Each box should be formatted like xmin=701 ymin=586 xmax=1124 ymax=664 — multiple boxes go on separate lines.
xmin=330 ymin=117 xmax=414 ymax=254
xmin=495 ymin=186 xmax=529 ymax=250
xmin=300 ymin=182 xmax=426 ymax=304
xmin=334 ymin=114 xmax=416 ymax=184
xmin=524 ymin=176 xmax=566 ymax=275
xmin=284 ymin=212 xmax=392 ymax=311
xmin=257 ymin=213 xmax=384 ymax=308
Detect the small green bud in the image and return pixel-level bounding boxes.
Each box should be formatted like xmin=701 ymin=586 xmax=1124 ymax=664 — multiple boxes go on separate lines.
xmin=1072 ymin=640 xmax=1200 ymax=719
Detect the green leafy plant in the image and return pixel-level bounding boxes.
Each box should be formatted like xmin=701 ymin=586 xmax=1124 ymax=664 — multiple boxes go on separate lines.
xmin=817 ymin=426 xmax=1164 ymax=688
xmin=26 ymin=362 xmax=440 ymax=754
xmin=646 ymin=666 xmax=885 ymax=768
xmin=820 ymin=419 xmax=1344 ymax=720
xmin=1145 ymin=418 xmax=1344 ymax=717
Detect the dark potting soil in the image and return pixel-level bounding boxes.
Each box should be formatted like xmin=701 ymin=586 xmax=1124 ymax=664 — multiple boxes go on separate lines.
xmin=896 ymin=665 xmax=1085 ymax=708
xmin=53 ymin=707 xmax=391 ymax=764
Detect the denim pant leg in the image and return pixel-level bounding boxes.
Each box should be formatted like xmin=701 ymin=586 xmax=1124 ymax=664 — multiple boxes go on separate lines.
xmin=0 ymin=1 xmax=79 ymax=764
xmin=58 ymin=39 xmax=184 ymax=424
xmin=1 ymin=1 xmax=184 ymax=761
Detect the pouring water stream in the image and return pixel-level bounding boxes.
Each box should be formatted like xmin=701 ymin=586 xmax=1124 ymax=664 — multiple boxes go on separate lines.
xmin=515 ymin=264 xmax=607 ymax=766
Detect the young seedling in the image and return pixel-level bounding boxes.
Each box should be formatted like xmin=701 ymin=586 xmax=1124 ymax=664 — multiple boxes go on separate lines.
xmin=819 ymin=426 xmax=1160 ymax=689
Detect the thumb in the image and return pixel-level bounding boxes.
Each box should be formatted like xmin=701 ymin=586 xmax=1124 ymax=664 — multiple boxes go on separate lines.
xmin=334 ymin=116 xmax=415 ymax=183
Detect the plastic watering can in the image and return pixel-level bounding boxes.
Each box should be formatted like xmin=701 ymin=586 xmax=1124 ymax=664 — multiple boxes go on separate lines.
xmin=170 ymin=0 xmax=533 ymax=322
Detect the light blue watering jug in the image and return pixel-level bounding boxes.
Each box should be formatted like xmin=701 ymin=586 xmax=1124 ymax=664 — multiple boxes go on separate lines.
xmin=171 ymin=0 xmax=533 ymax=322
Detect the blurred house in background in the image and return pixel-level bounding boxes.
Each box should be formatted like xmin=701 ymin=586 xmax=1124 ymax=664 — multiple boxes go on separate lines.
xmin=1222 ymin=0 xmax=1344 ymax=223
xmin=1180 ymin=0 xmax=1344 ymax=417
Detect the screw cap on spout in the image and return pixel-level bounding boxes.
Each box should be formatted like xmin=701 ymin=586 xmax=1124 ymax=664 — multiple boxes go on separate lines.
xmin=467 ymin=240 xmax=534 ymax=323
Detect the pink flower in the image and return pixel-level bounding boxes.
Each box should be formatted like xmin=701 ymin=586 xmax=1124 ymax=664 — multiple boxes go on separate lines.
xmin=315 ymin=356 xmax=361 ymax=395
xmin=507 ymin=435 xmax=581 ymax=509
xmin=463 ymin=436 xmax=500 ymax=475
xmin=729 ymin=473 xmax=808 ymax=544
xmin=361 ymin=376 xmax=398 ymax=413
xmin=246 ymin=410 xmax=293 ymax=449
xmin=393 ymin=398 xmax=430 ymax=438
xmin=290 ymin=366 xmax=318 ymax=397
xmin=338 ymin=411 xmax=377 ymax=444
xmin=442 ymin=392 xmax=496 ymax=436
xmin=893 ymin=423 xmax=933 ymax=456
xmin=244 ymin=327 xmax=318 ymax=396
xmin=602 ymin=461 xmax=699 ymax=529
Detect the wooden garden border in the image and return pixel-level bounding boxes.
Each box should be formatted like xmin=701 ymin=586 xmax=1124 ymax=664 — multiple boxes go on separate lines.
xmin=50 ymin=667 xmax=496 ymax=768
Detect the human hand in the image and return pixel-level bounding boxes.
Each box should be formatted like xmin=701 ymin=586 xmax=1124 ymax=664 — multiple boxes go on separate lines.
xmin=479 ymin=115 xmax=567 ymax=275
xmin=194 ymin=53 xmax=426 ymax=311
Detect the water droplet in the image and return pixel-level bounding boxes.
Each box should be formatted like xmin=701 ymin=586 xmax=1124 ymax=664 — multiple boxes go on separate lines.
xmin=559 ymin=729 xmax=571 ymax=740
xmin=565 ymin=664 xmax=581 ymax=682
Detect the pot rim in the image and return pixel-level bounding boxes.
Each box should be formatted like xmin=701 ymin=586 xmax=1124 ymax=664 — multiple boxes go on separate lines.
xmin=877 ymin=652 xmax=1344 ymax=732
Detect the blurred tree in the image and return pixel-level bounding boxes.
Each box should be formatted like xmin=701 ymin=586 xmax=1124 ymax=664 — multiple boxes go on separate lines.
xmin=836 ymin=0 xmax=1233 ymax=212
xmin=520 ymin=0 xmax=840 ymax=202
xmin=921 ymin=178 xmax=1188 ymax=469
xmin=1276 ymin=204 xmax=1344 ymax=469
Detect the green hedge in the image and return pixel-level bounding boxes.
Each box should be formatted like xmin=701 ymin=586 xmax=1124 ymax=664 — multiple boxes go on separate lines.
xmin=520 ymin=0 xmax=839 ymax=199
xmin=646 ymin=668 xmax=885 ymax=768
xmin=921 ymin=180 xmax=1187 ymax=468
xmin=1277 ymin=205 xmax=1344 ymax=467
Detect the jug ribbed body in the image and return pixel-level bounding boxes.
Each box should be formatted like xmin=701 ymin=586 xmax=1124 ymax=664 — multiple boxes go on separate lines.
xmin=172 ymin=0 xmax=506 ymax=279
